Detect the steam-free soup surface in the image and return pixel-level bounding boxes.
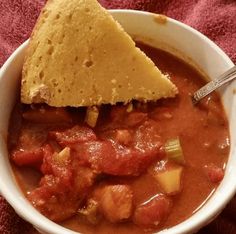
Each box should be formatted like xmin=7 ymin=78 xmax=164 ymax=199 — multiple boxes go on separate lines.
xmin=9 ymin=43 xmax=229 ymax=233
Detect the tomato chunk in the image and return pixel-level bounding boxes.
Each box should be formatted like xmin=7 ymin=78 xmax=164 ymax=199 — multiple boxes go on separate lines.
xmin=94 ymin=185 xmax=133 ymax=223
xmin=133 ymin=194 xmax=171 ymax=228
xmin=49 ymin=125 xmax=97 ymax=146
xmin=204 ymin=164 xmax=224 ymax=183
xmin=27 ymin=175 xmax=79 ymax=221
xmin=73 ymin=140 xmax=162 ymax=176
xmin=28 ymin=166 xmax=96 ymax=222
xmin=11 ymin=148 xmax=44 ymax=167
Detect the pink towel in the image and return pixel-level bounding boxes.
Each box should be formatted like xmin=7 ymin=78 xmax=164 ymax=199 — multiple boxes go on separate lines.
xmin=0 ymin=0 xmax=236 ymax=233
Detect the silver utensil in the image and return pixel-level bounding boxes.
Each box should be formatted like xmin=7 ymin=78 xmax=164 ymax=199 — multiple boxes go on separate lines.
xmin=192 ymin=65 xmax=236 ymax=105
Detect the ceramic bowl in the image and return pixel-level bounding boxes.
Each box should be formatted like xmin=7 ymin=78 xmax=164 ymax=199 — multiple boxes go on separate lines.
xmin=0 ymin=10 xmax=235 ymax=234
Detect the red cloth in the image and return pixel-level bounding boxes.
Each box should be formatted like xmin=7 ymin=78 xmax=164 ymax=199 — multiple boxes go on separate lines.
xmin=0 ymin=0 xmax=236 ymax=233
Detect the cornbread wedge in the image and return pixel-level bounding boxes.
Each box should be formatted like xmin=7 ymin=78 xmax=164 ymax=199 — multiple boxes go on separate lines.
xmin=21 ymin=0 xmax=178 ymax=107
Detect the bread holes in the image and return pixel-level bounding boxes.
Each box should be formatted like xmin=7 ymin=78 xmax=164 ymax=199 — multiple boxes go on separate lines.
xmin=74 ymin=56 xmax=78 ymax=62
xmin=39 ymin=71 xmax=44 ymax=80
xmin=80 ymin=90 xmax=84 ymax=94
xmin=58 ymin=34 xmax=65 ymax=44
xmin=58 ymin=89 xmax=62 ymax=93
xmin=118 ymin=84 xmax=122 ymax=89
xmin=89 ymin=26 xmax=93 ymax=31
xmin=43 ymin=10 xmax=49 ymax=18
xmin=84 ymin=60 xmax=93 ymax=68
xmin=55 ymin=13 xmax=61 ymax=20
xmin=85 ymin=8 xmax=90 ymax=13
xmin=68 ymin=13 xmax=73 ymax=21
xmin=47 ymin=46 xmax=54 ymax=55
xmin=52 ymin=79 xmax=59 ymax=87
xmin=47 ymin=39 xmax=52 ymax=45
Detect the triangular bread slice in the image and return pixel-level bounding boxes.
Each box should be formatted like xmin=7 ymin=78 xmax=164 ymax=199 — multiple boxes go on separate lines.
xmin=21 ymin=0 xmax=178 ymax=107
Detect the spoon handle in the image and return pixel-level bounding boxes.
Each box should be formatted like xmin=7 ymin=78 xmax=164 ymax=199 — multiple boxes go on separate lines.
xmin=192 ymin=65 xmax=236 ymax=105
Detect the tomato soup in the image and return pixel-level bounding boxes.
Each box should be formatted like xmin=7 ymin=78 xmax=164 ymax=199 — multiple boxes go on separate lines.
xmin=8 ymin=43 xmax=229 ymax=233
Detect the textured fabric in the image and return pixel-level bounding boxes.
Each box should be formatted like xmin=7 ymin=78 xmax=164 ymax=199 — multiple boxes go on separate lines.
xmin=0 ymin=0 xmax=236 ymax=233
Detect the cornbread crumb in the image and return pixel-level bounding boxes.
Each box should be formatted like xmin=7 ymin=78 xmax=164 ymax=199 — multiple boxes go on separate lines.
xmin=154 ymin=14 xmax=167 ymax=25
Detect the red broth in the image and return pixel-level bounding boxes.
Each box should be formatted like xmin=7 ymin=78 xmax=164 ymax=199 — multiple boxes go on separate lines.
xmin=8 ymin=44 xmax=229 ymax=233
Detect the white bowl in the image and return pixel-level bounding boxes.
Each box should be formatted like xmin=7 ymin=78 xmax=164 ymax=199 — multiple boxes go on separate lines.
xmin=0 ymin=10 xmax=235 ymax=234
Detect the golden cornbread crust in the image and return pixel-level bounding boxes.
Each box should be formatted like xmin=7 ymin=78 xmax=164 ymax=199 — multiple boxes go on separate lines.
xmin=21 ymin=0 xmax=178 ymax=107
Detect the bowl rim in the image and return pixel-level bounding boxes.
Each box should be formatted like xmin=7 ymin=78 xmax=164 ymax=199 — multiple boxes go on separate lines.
xmin=0 ymin=9 xmax=235 ymax=234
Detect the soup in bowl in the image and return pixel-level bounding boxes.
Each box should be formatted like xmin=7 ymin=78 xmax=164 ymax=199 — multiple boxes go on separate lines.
xmin=0 ymin=9 xmax=235 ymax=234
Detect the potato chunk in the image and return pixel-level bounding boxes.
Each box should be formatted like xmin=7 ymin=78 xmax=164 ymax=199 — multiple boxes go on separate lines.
xmin=154 ymin=167 xmax=183 ymax=195
xmin=98 ymin=185 xmax=133 ymax=223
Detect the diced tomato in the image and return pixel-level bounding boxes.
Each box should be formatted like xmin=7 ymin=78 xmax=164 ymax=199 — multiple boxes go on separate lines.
xmin=41 ymin=146 xmax=73 ymax=187
xmin=40 ymin=144 xmax=54 ymax=174
xmin=11 ymin=148 xmax=44 ymax=167
xmin=49 ymin=125 xmax=97 ymax=146
xmin=73 ymin=167 xmax=97 ymax=194
xmin=126 ymin=112 xmax=147 ymax=127
xmin=73 ymin=139 xmax=162 ymax=176
xmin=133 ymin=194 xmax=171 ymax=228
xmin=28 ymin=175 xmax=81 ymax=221
xmin=93 ymin=185 xmax=133 ymax=223
xmin=28 ymin=165 xmax=97 ymax=222
xmin=115 ymin=129 xmax=132 ymax=145
xmin=23 ymin=106 xmax=72 ymax=123
xmin=204 ymin=164 xmax=224 ymax=183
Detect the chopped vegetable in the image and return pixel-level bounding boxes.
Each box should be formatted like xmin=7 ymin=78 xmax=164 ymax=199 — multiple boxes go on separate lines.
xmin=99 ymin=185 xmax=133 ymax=223
xmin=165 ymin=138 xmax=185 ymax=164
xmin=78 ymin=199 xmax=100 ymax=224
xmin=126 ymin=102 xmax=133 ymax=113
xmin=85 ymin=106 xmax=99 ymax=128
xmin=54 ymin=147 xmax=71 ymax=165
xmin=153 ymin=167 xmax=183 ymax=195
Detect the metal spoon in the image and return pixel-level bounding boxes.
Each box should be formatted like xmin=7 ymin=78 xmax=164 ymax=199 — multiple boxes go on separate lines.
xmin=192 ymin=65 xmax=236 ymax=105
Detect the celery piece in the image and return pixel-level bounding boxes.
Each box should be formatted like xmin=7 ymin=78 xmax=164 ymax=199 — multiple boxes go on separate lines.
xmin=154 ymin=167 xmax=183 ymax=195
xmin=85 ymin=106 xmax=99 ymax=128
xmin=165 ymin=138 xmax=185 ymax=164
